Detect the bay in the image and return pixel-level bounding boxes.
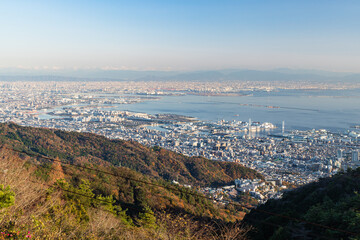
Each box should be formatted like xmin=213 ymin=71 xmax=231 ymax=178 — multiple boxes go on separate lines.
xmin=114 ymin=89 xmax=360 ymax=132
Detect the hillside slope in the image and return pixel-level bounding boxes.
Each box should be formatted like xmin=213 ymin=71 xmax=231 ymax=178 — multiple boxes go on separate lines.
xmin=243 ymin=168 xmax=360 ymax=240
xmin=0 ymin=122 xmax=261 ymax=187
xmin=0 ymin=146 xmax=251 ymax=239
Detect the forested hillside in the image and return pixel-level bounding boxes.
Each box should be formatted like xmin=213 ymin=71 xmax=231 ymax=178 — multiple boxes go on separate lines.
xmin=0 ymin=146 xmax=250 ymax=239
xmin=0 ymin=122 xmax=261 ymax=187
xmin=0 ymin=123 xmax=260 ymax=239
xmin=244 ymin=168 xmax=360 ymax=240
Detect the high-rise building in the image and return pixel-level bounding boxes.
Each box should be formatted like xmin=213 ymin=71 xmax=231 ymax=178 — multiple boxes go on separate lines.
xmin=248 ymin=118 xmax=252 ymax=138
xmin=337 ymin=149 xmax=344 ymax=159
xmin=352 ymin=150 xmax=359 ymax=162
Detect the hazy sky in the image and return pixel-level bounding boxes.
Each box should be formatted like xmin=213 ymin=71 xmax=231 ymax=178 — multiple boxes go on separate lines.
xmin=1 ymin=0 xmax=360 ymax=72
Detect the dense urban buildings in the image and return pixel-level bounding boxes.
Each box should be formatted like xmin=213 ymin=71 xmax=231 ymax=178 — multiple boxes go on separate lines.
xmin=1 ymin=80 xmax=359 ymax=203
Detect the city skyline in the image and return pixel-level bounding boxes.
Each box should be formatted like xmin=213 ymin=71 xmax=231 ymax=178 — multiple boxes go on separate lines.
xmin=1 ymin=1 xmax=360 ymax=72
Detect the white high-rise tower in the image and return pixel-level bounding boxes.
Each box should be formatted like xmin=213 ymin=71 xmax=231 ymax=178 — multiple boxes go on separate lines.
xmin=248 ymin=118 xmax=252 ymax=138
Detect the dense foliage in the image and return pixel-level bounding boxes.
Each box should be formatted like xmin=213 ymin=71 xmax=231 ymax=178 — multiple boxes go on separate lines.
xmin=0 ymin=122 xmax=262 ymax=187
xmin=244 ymin=168 xmax=360 ymax=240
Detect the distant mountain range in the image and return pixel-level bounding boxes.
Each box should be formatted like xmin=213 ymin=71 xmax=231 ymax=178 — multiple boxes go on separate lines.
xmin=0 ymin=68 xmax=359 ymax=83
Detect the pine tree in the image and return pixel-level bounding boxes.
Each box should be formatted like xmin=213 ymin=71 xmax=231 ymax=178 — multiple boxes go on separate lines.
xmin=138 ymin=205 xmax=157 ymax=229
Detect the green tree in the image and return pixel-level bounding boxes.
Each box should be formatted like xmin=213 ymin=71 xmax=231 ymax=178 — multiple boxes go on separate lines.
xmin=56 ymin=179 xmax=95 ymax=222
xmin=138 ymin=205 xmax=157 ymax=229
xmin=0 ymin=184 xmax=15 ymax=209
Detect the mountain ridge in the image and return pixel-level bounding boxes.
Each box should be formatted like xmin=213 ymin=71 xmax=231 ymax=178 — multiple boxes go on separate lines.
xmin=0 ymin=122 xmax=262 ymax=187
xmin=1 ymin=68 xmax=359 ymax=83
